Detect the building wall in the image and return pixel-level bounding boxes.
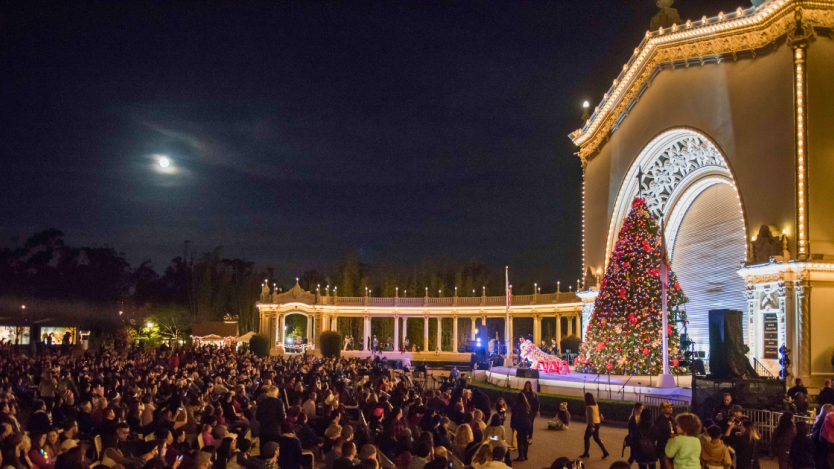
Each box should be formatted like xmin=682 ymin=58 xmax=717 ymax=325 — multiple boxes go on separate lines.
xmin=584 ymin=46 xmax=796 ymax=272
xmin=810 ymin=274 xmax=834 ymax=377
xmin=807 ymin=37 xmax=834 ymax=257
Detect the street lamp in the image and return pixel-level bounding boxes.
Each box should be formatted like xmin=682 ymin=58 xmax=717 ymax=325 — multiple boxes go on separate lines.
xmin=146 ymin=322 xmax=154 ymax=328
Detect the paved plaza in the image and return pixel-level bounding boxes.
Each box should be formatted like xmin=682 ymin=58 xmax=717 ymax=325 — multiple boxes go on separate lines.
xmin=497 ymin=412 xmax=778 ymax=469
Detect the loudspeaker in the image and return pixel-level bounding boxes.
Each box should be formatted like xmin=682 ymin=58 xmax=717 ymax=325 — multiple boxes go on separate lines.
xmin=515 ymin=368 xmax=539 ymax=379
xmin=709 ymin=309 xmax=756 ymax=379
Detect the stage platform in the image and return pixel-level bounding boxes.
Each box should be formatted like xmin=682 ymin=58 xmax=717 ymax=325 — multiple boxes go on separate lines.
xmin=475 ymin=366 xmax=692 ymax=403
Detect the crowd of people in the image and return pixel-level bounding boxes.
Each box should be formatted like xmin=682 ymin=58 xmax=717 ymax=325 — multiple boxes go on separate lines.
xmin=0 ymin=343 xmax=558 ymax=469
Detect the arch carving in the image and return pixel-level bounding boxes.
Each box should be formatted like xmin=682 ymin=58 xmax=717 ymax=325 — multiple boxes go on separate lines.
xmin=605 ymin=128 xmax=746 ymax=264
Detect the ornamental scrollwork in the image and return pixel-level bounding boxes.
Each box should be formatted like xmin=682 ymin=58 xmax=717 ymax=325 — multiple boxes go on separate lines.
xmin=744 ymin=273 xmax=783 ymax=285
xmin=639 ymin=135 xmax=726 ymax=218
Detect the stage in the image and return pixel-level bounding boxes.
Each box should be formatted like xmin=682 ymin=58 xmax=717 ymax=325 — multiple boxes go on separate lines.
xmin=475 ymin=366 xmax=692 ymax=403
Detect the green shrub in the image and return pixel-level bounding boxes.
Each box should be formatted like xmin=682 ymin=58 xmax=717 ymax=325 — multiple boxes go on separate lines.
xmin=249 ymin=334 xmax=270 ymax=358
xmin=320 ymin=331 xmax=342 ymax=358
xmin=560 ymin=335 xmax=581 ymax=354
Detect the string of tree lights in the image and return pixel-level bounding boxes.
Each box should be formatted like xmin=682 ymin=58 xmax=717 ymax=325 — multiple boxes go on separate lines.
xmin=576 ymin=198 xmax=688 ymax=376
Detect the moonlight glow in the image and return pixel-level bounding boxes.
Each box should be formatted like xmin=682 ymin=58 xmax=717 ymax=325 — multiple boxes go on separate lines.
xmin=158 ymin=157 xmax=170 ymax=168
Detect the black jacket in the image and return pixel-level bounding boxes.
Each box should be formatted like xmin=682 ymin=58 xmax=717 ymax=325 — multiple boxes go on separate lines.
xmin=278 ymin=436 xmax=304 ymax=469
xmin=256 ymin=396 xmax=285 ymax=440
xmin=29 ymin=411 xmax=51 ymax=434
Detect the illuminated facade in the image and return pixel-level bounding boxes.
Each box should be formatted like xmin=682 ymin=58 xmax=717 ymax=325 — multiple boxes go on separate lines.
xmin=571 ymin=0 xmax=834 ymax=382
xmin=257 ymin=281 xmax=582 ymax=356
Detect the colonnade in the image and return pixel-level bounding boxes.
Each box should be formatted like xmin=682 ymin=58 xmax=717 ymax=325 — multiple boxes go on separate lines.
xmin=314 ymin=312 xmax=581 ymax=353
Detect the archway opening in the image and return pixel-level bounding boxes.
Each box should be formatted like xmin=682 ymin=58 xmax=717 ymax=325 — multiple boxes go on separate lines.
xmin=670 ymin=183 xmax=748 ymax=353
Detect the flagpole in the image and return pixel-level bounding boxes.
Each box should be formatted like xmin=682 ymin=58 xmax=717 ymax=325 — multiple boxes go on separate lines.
xmin=504 ymin=266 xmax=513 ymax=368
xmin=658 ymin=220 xmax=675 ymax=388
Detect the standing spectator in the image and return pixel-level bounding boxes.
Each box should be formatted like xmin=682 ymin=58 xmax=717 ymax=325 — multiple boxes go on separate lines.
xmin=579 ymin=392 xmax=609 ymax=460
xmin=510 ymin=394 xmax=531 ymax=462
xmin=714 ymin=394 xmax=734 ymax=425
xmin=520 ymin=381 xmax=539 ymax=443
xmin=494 ymin=398 xmax=508 ymax=424
xmin=771 ymin=411 xmax=796 ymax=469
xmin=653 ymin=401 xmax=676 ymax=465
xmin=789 ymin=421 xmax=815 ymax=469
xmin=789 ymin=379 xmax=809 ymax=400
xmin=631 ymin=408 xmax=657 ymax=469
xmin=627 ymin=403 xmax=644 ymax=463
xmin=257 ymin=387 xmax=285 ymax=444
xmin=812 ymin=404 xmax=833 ymax=469
xmin=818 ymin=380 xmax=834 ymax=408
xmin=665 ymin=413 xmax=702 ymax=469
xmin=700 ymin=425 xmax=732 ymax=469
xmin=723 ymin=419 xmax=761 ymax=469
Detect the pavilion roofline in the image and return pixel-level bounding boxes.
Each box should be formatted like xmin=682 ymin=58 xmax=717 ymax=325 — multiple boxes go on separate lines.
xmin=568 ymin=0 xmax=830 ymax=162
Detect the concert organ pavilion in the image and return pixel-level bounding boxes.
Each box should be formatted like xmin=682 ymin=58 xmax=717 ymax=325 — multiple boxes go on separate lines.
xmin=572 ymin=0 xmax=834 ymax=383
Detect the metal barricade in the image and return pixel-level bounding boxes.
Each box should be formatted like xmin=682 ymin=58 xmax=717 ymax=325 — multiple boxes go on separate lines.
xmin=742 ymin=408 xmax=815 ymax=444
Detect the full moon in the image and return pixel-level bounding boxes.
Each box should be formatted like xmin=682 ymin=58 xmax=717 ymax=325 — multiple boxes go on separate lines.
xmin=158 ymin=157 xmax=170 ymax=168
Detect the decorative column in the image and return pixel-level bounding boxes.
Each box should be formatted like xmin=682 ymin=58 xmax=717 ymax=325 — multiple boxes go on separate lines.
xmin=533 ymin=315 xmax=541 ymax=345
xmin=363 ymin=316 xmax=370 ymax=352
xmin=394 ymin=316 xmax=400 ymax=351
xmin=423 ymin=315 xmax=429 ymax=352
xmin=556 ymin=313 xmax=562 ymax=352
xmin=279 ymin=313 xmax=286 ymax=346
xmin=269 ymin=315 xmax=277 ymax=352
xmin=793 ymin=43 xmax=809 ymax=259
xmin=307 ymin=315 xmax=312 ymax=344
xmin=471 ymin=317 xmax=477 ymax=340
xmin=437 ymin=318 xmax=442 ymax=352
xmin=403 ymin=317 xmax=408 ymax=346
xmin=453 ymin=317 xmax=459 ymax=353
xmin=794 ymin=275 xmax=811 ymax=381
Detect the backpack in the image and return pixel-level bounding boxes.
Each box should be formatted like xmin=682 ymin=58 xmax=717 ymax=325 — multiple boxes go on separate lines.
xmin=637 ymin=433 xmax=655 ymax=456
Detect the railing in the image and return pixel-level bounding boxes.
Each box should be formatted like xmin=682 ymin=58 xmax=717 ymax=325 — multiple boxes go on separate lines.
xmin=641 ymin=396 xmax=691 ymax=422
xmin=743 ymin=408 xmax=815 ymax=444
xmin=262 ymin=289 xmax=583 ymax=307
xmin=753 ymin=357 xmax=776 ymax=379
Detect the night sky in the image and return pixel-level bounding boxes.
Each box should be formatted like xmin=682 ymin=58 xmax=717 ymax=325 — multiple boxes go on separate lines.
xmin=1 ymin=0 xmax=738 ymax=285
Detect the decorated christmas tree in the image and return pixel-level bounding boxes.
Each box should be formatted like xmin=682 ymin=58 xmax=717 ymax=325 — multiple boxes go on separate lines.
xmin=576 ymin=198 xmax=688 ymax=375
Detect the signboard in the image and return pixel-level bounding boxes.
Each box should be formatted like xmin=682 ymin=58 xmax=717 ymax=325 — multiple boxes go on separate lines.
xmin=763 ymin=313 xmax=778 ymax=359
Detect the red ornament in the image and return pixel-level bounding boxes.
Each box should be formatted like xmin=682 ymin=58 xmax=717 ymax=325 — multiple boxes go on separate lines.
xmin=674 ymin=282 xmax=680 ymax=290
xmin=667 ymin=324 xmax=673 ymax=335
xmin=618 ymin=288 xmax=627 ymax=299
xmin=596 ymin=342 xmax=605 ymax=351
xmin=628 ymin=313 xmax=638 ymax=325
xmin=672 ymin=358 xmax=679 ymax=367
xmin=605 ymin=362 xmax=613 ymax=370
xmin=650 ymin=268 xmax=660 ymax=277
xmin=642 ymin=240 xmax=653 ymax=252
xmin=616 ymin=347 xmax=622 ymax=352
xmin=642 ymin=348 xmax=649 ymax=355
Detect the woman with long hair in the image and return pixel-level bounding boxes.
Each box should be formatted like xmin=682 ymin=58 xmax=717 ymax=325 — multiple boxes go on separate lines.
xmin=771 ymin=411 xmax=796 ymax=469
xmin=724 ymin=419 xmax=760 ymax=469
xmin=494 ymin=398 xmax=508 ymax=424
xmin=472 ymin=410 xmax=486 ymax=434
xmin=579 ymin=392 xmax=609 ymax=459
xmin=471 ymin=445 xmax=494 ymax=469
xmin=44 ymin=428 xmax=61 ymax=460
xmin=628 ymin=403 xmax=644 ymax=463
xmin=483 ymin=414 xmax=506 ymax=447
xmin=452 ymin=423 xmax=473 ymax=461
xmin=520 ymin=381 xmax=539 ymax=444
xmin=3 ymin=433 xmax=32 ymax=469
xmin=510 ymin=394 xmax=531 ymax=461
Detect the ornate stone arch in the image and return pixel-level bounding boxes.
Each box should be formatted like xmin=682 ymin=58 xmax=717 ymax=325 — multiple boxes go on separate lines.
xmin=605 ymin=127 xmax=748 ymax=264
